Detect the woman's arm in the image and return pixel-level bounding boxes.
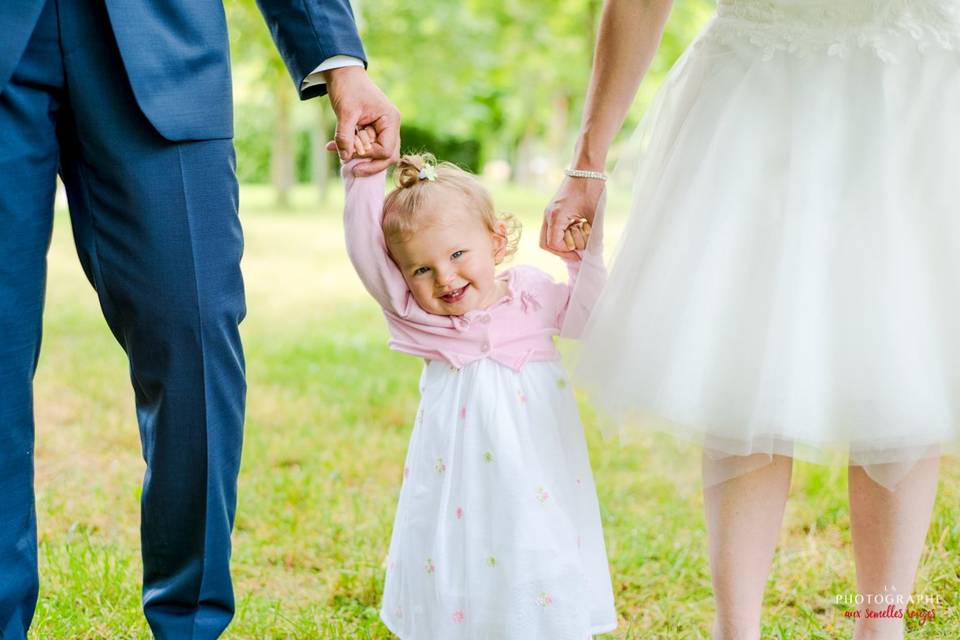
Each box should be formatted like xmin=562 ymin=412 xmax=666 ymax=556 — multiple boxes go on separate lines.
xmin=541 ymin=0 xmax=673 ymax=254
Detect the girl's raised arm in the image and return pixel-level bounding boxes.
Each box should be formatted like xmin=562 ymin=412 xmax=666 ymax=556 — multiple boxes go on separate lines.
xmin=558 ymin=207 xmax=607 ymax=339
xmin=341 ymin=161 xmax=414 ymax=316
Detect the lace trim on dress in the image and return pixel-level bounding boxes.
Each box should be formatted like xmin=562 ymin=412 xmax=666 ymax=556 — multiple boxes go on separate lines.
xmin=699 ymin=0 xmax=960 ymax=61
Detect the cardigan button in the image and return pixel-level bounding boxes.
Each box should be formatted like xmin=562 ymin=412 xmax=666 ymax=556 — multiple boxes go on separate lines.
xmin=481 ymin=341 xmax=490 ymax=352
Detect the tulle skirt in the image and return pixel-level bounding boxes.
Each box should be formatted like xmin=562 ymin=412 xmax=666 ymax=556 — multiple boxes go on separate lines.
xmin=566 ymin=0 xmax=960 ymax=489
xmin=380 ymin=359 xmax=617 ymax=639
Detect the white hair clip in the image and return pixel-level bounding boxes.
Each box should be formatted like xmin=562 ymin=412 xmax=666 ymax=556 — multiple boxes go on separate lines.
xmin=418 ymin=165 xmax=438 ymax=182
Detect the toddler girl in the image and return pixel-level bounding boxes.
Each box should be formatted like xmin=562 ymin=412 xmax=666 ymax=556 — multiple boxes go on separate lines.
xmin=340 ymin=145 xmax=615 ymax=639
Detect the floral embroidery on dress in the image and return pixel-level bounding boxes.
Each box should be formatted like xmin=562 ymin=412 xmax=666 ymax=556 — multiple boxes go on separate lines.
xmin=486 ymin=555 xmax=497 ymax=567
xmin=536 ymin=592 xmax=554 ymax=607
xmin=483 ymin=451 xmax=494 ymax=463
xmin=517 ymin=389 xmax=528 ymax=404
xmin=425 ymin=558 xmax=435 ymax=574
xmin=536 ymin=486 xmax=550 ymax=503
xmin=459 ymin=406 xmax=467 ymax=420
xmin=435 ymin=458 xmax=447 ymax=474
xmin=455 ymin=507 xmax=464 ymax=520
xmin=556 ymin=377 xmax=567 ymax=389
xmin=452 ymin=609 xmax=465 ymax=623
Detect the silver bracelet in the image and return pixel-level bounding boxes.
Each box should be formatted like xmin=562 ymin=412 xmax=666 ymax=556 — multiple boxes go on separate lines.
xmin=565 ymin=168 xmax=607 ymax=181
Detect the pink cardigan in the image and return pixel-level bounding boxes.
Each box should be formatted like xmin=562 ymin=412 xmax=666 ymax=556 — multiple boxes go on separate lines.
xmin=341 ymin=161 xmax=605 ymax=372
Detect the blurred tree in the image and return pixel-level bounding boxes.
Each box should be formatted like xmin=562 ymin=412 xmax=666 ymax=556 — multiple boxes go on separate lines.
xmin=229 ymin=0 xmax=335 ymax=205
xmin=226 ymin=0 xmax=714 ymax=196
xmin=357 ymin=0 xmax=712 ymax=183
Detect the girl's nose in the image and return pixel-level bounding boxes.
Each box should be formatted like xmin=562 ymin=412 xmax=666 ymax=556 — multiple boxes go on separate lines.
xmin=435 ymin=269 xmax=455 ymax=287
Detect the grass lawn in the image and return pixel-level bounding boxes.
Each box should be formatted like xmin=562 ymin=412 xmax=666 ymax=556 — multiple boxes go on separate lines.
xmin=30 ymin=183 xmax=959 ymax=639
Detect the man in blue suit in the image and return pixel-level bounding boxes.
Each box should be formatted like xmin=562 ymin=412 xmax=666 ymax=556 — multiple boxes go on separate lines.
xmin=0 ymin=0 xmax=398 ymax=638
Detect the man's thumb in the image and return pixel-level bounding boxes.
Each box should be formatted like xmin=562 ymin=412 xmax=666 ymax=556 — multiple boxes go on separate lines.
xmin=334 ymin=113 xmax=360 ymax=161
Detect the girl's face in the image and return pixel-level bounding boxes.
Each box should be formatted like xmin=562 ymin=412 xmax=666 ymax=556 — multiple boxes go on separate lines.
xmin=388 ymin=201 xmax=507 ymax=316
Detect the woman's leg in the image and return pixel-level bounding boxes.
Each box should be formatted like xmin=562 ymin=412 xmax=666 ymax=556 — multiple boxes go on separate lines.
xmin=849 ymin=458 xmax=939 ymax=640
xmin=703 ymin=453 xmax=793 ymax=640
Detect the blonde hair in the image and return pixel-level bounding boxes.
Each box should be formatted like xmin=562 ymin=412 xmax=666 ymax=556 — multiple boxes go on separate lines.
xmin=382 ymin=153 xmax=521 ymax=262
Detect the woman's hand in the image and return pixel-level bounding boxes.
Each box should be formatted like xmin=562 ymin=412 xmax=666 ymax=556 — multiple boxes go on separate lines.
xmin=540 ymin=177 xmax=605 ymax=257
xmin=542 ymin=0 xmax=673 ymax=256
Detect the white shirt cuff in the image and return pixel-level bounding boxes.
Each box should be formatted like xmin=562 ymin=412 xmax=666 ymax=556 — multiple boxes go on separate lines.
xmin=301 ymin=56 xmax=365 ymax=91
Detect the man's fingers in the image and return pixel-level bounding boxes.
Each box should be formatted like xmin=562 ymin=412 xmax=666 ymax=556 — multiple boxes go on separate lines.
xmin=334 ymin=111 xmax=361 ymax=161
xmin=373 ymin=113 xmax=400 ymax=160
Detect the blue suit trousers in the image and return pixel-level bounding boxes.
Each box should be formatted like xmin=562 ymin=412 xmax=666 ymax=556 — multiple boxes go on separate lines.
xmin=0 ymin=1 xmax=246 ymax=637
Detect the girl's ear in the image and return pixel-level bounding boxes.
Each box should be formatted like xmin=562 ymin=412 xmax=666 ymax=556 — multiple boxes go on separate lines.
xmin=492 ymin=221 xmax=508 ymax=264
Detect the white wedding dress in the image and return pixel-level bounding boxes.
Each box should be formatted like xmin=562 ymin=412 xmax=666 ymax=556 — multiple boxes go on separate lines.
xmin=568 ymin=0 xmax=960 ymax=488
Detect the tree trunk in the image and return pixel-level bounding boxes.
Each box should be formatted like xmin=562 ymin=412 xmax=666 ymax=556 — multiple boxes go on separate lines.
xmin=587 ymin=0 xmax=602 ymax=52
xmin=271 ymin=79 xmax=294 ymax=208
xmin=513 ymin=124 xmax=538 ymax=186
xmin=547 ymin=92 xmax=570 ymax=173
xmin=312 ymin=101 xmax=331 ymax=202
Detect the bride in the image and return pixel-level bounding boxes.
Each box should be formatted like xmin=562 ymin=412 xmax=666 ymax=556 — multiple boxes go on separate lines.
xmin=542 ymin=1 xmax=960 ymax=638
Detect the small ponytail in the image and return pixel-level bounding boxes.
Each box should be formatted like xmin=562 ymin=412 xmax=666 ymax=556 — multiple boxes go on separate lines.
xmin=395 ymin=153 xmax=436 ymax=189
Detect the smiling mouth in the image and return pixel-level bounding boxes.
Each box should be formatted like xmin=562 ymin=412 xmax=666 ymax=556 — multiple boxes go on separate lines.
xmin=439 ymin=284 xmax=469 ymax=304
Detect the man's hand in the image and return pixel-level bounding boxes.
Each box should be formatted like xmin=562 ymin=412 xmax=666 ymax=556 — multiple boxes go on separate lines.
xmin=325 ymin=66 xmax=400 ymax=176
xmin=540 ymin=176 xmax=605 ymax=258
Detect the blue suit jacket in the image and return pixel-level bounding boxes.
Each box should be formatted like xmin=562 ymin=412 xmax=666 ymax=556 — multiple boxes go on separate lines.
xmin=0 ymin=0 xmax=366 ymax=141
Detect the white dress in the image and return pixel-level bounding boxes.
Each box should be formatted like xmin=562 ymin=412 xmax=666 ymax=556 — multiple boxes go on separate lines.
xmin=567 ymin=0 xmax=960 ymax=489
xmin=379 ymin=358 xmax=617 ymax=639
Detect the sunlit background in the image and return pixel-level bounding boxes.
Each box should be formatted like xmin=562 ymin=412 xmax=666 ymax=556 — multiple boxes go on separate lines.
xmin=33 ymin=1 xmax=959 ymax=638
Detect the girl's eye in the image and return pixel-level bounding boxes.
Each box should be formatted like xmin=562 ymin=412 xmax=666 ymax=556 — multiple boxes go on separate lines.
xmin=451 ymin=250 xmax=464 ymax=259
xmin=413 ymin=266 xmax=430 ymax=276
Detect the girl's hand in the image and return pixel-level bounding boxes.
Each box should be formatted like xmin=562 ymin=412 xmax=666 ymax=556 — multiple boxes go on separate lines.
xmin=326 ymin=125 xmax=377 ymax=160
xmin=563 ymin=220 xmax=592 ymax=251
xmin=353 ymin=126 xmax=375 ymax=157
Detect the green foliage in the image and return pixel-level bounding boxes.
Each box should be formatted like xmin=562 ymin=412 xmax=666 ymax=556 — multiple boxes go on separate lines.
xmin=226 ymin=0 xmax=716 ymax=185
xmin=398 ymin=123 xmax=483 ymax=172
xmin=233 ymin=102 xmax=274 ymax=183
xmin=234 ymin=104 xmax=318 ymax=184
